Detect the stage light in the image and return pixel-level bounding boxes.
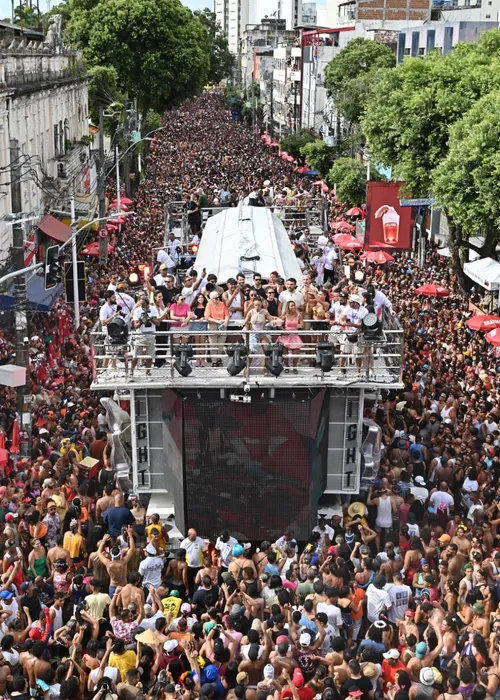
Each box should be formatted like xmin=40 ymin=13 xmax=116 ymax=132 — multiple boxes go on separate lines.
xmin=226 ymin=343 xmax=247 ymax=376
xmin=173 ymin=344 xmax=194 ymax=377
xmin=362 ymin=312 xmax=382 ymax=340
xmin=264 ymin=342 xmax=284 ymax=377
xmin=190 ymin=244 xmax=199 ymax=254
xmin=107 ymin=316 xmax=129 ymax=345
xmin=128 ymin=272 xmax=139 ymax=285
xmin=316 ymin=342 xmax=334 ymax=372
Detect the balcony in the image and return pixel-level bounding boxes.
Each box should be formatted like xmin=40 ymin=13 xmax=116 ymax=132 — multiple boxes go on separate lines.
xmin=0 ymin=62 xmax=87 ymax=92
xmin=91 ymin=326 xmax=404 ymax=391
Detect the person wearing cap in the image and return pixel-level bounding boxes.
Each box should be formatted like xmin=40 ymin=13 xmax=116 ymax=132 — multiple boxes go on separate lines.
xmin=470 ymin=601 xmax=489 ymax=637
xmin=407 ymin=627 xmax=443 ymax=683
xmin=366 ymin=574 xmax=391 ymax=623
xmin=381 ymin=648 xmax=406 ymax=692
xmin=411 ymin=476 xmax=429 ymax=507
xmin=138 ymin=542 xmax=163 ymax=589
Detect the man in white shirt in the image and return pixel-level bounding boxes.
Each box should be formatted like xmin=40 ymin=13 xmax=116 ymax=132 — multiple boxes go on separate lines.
xmin=114 ymin=283 xmax=136 ymax=327
xmin=411 ymin=476 xmax=429 ymax=504
xmin=429 ymin=482 xmax=455 ymax=516
xmin=278 ymin=278 xmax=305 ymax=314
xmin=99 ymin=290 xmax=121 ymax=369
xmin=130 ymin=296 xmax=160 ymax=377
xmin=366 ymin=574 xmax=392 ymax=623
xmin=107 ymin=273 xmax=119 ymax=291
xmin=323 ymin=247 xmax=338 ymax=284
xmin=388 ymin=574 xmax=411 ymax=622
xmin=180 ymin=528 xmax=207 ymax=596
xmin=138 ymin=544 xmax=163 ymax=588
xmin=312 ymin=517 xmax=334 ymax=549
xmin=317 ymin=587 xmax=343 ymax=637
xmin=215 ymin=531 xmax=238 ymax=570
xmin=157 ymin=248 xmax=176 ymax=273
xmin=153 ymin=264 xmax=171 ymax=288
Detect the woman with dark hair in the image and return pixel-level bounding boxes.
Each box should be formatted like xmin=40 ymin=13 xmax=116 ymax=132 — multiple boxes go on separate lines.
xmin=403 ymin=537 xmax=425 ymax=586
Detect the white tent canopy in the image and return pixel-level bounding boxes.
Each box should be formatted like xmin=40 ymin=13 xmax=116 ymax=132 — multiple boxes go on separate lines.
xmin=194 ymin=205 xmax=302 ymax=284
xmin=464 ymin=257 xmax=500 ymax=291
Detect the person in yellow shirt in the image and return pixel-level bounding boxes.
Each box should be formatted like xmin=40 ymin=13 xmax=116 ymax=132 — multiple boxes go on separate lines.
xmin=62 ymin=520 xmax=86 ymax=562
xmin=145 ymin=513 xmax=168 ymax=552
xmin=109 ymin=640 xmax=137 ymax=682
xmin=162 ymin=589 xmax=182 ymax=618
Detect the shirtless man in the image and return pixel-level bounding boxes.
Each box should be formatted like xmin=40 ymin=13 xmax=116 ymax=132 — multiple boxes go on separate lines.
xmin=97 ymin=527 xmax=136 ymax=595
xmin=46 ymin=535 xmax=72 ymax=573
xmin=0 ymin=652 xmax=12 ymax=695
xmin=443 ymin=543 xmax=467 ymax=583
xmin=469 ymin=602 xmax=490 ymax=637
xmin=165 ymin=549 xmax=189 ymax=598
xmin=22 ymin=640 xmax=51 ymax=688
xmin=253 ymin=542 xmax=273 ymax=575
xmin=96 ymin=483 xmax=115 ymax=521
xmin=117 ymin=572 xmax=145 ymax=614
xmin=238 ymin=628 xmax=272 ymax=686
xmin=407 ymin=624 xmax=442 ymax=682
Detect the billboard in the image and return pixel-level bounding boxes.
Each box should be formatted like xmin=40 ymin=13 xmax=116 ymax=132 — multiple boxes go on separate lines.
xmin=366 ymin=181 xmax=413 ymax=250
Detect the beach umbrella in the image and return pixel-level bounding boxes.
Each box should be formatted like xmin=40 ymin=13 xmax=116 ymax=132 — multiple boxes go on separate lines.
xmin=331 ymin=221 xmax=355 ymax=231
xmin=346 ymin=207 xmax=363 ymax=217
xmin=81 ymin=241 xmax=115 ymax=256
xmin=415 ymin=284 xmax=450 ymax=297
xmin=340 ymin=238 xmax=363 ymax=250
xmin=364 ymin=251 xmax=394 ymax=264
xmin=332 ymin=233 xmax=356 ymax=245
xmin=467 ymin=315 xmax=500 ymax=332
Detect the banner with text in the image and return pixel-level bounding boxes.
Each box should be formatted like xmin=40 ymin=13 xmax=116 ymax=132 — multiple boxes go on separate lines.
xmin=366 ymin=181 xmax=413 ymax=250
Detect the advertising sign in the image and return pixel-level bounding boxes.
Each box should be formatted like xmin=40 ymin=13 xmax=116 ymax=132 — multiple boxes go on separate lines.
xmin=366 ymin=181 xmax=413 ymax=250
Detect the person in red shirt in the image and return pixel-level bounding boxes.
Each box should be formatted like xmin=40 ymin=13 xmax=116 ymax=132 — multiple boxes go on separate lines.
xmin=280 ymin=669 xmax=314 ymax=700
xmin=381 ymin=648 xmax=407 ymax=692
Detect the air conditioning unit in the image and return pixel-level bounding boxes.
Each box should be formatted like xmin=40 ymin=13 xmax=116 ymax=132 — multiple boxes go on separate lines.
xmin=57 ymin=163 xmax=67 ymax=179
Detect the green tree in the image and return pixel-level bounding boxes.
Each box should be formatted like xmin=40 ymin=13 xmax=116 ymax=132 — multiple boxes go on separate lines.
xmin=13 ymin=3 xmax=37 ymax=25
xmin=300 ymin=140 xmax=335 ymax=177
xmin=433 ymin=91 xmax=500 ymax=254
xmin=280 ymin=129 xmax=316 ymax=160
xmin=194 ymin=9 xmax=233 ymax=84
xmin=362 ymin=29 xmax=500 ymax=282
xmin=324 ymin=38 xmax=395 ymax=126
xmin=66 ymin=0 xmax=211 ymax=115
xmin=327 ymin=157 xmax=384 ymax=205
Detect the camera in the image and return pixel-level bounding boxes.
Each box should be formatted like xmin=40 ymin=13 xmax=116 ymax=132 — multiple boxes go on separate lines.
xmin=141 ymin=312 xmax=152 ymax=328
xmin=116 ymin=305 xmax=122 ymax=312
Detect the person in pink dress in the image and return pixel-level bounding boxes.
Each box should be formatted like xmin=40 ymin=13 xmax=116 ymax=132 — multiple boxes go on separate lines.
xmin=278 ymin=300 xmax=304 ymax=373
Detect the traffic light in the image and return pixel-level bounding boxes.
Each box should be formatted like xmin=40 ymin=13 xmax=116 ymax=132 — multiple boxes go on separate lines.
xmin=64 ymin=261 xmax=86 ymax=303
xmin=45 ymin=245 xmax=61 ymax=290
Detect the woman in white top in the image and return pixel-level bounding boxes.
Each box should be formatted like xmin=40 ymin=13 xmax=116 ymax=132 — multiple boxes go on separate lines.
xmin=367 ymin=487 xmax=394 ymax=550
xmin=244 ymin=298 xmax=276 ymax=363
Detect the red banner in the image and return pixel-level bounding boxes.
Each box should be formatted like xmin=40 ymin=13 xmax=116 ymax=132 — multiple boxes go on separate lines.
xmin=366 ymin=181 xmax=412 ymax=250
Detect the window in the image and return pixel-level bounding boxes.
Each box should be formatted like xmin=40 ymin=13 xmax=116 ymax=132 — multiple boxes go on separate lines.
xmin=53 ymin=124 xmax=58 ymax=158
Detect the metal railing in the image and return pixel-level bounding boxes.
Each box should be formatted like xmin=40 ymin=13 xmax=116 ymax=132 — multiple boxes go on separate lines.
xmin=91 ymin=326 xmax=404 ymax=387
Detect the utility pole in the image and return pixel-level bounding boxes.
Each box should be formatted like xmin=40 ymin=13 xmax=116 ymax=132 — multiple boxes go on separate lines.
xmin=97 ymin=107 xmax=108 ymax=266
xmin=70 ymin=196 xmax=80 ymax=329
xmin=9 ymin=139 xmax=28 ymax=416
xmin=116 ymin=144 xmax=121 ymax=213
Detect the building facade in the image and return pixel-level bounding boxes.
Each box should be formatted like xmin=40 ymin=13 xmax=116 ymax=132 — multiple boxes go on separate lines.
xmin=215 ymin=0 xmax=250 ymax=54
xmin=302 ymin=2 xmax=318 ymax=23
xmin=0 ymin=17 xmax=90 ymax=264
xmin=396 ymin=19 xmax=497 ymax=59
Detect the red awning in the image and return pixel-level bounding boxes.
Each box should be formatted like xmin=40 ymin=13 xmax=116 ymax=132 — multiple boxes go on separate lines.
xmin=37 ymin=214 xmax=71 ymax=243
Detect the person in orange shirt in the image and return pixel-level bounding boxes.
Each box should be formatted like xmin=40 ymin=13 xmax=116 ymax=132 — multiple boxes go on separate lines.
xmin=349 ymin=580 xmax=366 ymax=643
xmin=204 ymin=291 xmax=229 ymax=367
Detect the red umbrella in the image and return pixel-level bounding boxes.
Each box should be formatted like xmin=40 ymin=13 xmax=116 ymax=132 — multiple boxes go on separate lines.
xmin=110 ymin=201 xmax=129 ymax=211
xmin=9 ymin=421 xmax=19 ymax=454
xmin=415 ymin=284 xmax=450 ymax=297
xmin=341 ymin=238 xmax=363 ymax=250
xmin=346 ymin=207 xmax=363 ymax=217
xmin=486 ymin=327 xmax=500 ymax=346
xmin=364 ymin=251 xmax=394 ymax=264
xmin=333 ymin=233 xmax=356 ymax=245
xmin=331 ymin=221 xmax=355 ymax=231
xmin=106 ymin=223 xmax=118 ymax=232
xmin=81 ymin=241 xmax=115 ymax=256
xmin=113 ymin=217 xmax=127 ymax=225
xmin=467 ymin=315 xmax=500 ymax=332
xmin=0 ymin=433 xmax=4 ymax=450
xmin=119 ymin=196 xmax=133 ymax=205
xmin=270 ymin=141 xmax=279 ymax=147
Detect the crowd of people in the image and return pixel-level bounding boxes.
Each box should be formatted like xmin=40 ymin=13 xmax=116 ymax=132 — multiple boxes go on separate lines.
xmin=0 ymin=91 xmax=497 ymax=700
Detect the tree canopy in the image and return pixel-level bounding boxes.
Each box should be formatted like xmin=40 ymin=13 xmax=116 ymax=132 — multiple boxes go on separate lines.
xmin=324 ymin=38 xmax=395 ymax=126
xmin=280 ymin=129 xmax=317 ymax=160
xmin=194 ymin=9 xmax=233 ymax=85
xmin=300 ymin=140 xmax=335 ymax=177
xmin=327 ymin=158 xmax=367 ymax=206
